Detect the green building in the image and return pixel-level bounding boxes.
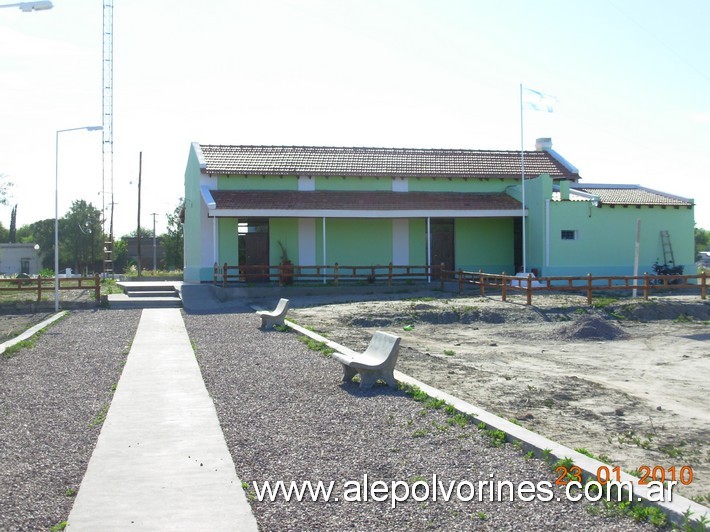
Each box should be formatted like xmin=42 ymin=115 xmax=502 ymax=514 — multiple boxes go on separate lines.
xmin=183 ymin=140 xmax=694 ymax=283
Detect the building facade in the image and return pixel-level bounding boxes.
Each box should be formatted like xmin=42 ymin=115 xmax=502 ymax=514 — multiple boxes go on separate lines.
xmin=183 ymin=141 xmax=694 ymax=283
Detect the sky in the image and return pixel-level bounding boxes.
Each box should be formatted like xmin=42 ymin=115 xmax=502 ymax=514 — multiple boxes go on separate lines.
xmin=0 ymin=0 xmax=708 ymax=239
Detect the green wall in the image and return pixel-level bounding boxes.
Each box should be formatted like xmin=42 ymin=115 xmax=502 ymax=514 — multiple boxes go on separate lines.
xmin=218 ymin=175 xmax=297 ymax=190
xmin=324 ymin=219 xmax=392 ymax=265
xmin=218 ymin=218 xmax=238 ymax=267
xmin=545 ymin=202 xmax=695 ymax=276
xmin=315 ymin=176 xmax=390 ymax=191
xmin=409 ymin=178 xmax=516 ymax=193
xmin=409 ymin=219 xmax=426 ymax=265
xmin=269 ymin=218 xmax=300 ymax=264
xmin=455 ymin=218 xmax=514 ymax=273
xmin=183 ymin=145 xmax=210 ymax=281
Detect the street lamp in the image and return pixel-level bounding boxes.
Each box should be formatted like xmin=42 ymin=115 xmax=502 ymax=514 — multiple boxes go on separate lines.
xmin=55 ymin=126 xmax=102 ymax=312
xmin=0 ymin=2 xmax=54 ymax=11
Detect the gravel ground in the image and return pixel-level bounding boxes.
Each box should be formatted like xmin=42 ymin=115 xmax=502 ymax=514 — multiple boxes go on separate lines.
xmin=185 ymin=308 xmax=655 ymax=531
xmin=0 ymin=309 xmax=141 ymax=531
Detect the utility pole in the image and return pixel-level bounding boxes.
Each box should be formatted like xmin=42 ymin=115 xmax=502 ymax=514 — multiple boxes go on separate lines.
xmin=136 ymin=151 xmax=142 ymax=277
xmin=151 ymin=212 xmax=158 ymax=271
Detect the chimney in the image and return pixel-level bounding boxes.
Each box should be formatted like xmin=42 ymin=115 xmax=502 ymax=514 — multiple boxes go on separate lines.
xmin=559 ymin=180 xmax=570 ymax=201
xmin=535 ymin=137 xmax=552 ymax=151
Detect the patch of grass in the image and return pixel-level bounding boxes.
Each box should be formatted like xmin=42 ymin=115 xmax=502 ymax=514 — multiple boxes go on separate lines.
xmin=2 ymin=338 xmax=37 ymax=358
xmin=64 ymin=487 xmax=77 ymax=497
xmin=476 ymin=511 xmax=488 ymax=520
xmin=443 ymin=349 xmax=455 ymax=356
xmin=273 ymin=324 xmax=291 ymax=332
xmin=674 ymin=313 xmax=693 ymax=323
xmin=524 ymin=450 xmax=535 ymax=459
xmin=297 ymin=336 xmax=334 ymax=357
xmin=574 ymin=447 xmax=593 ymax=458
xmin=89 ymin=403 xmax=110 ymax=427
xmin=412 ymin=429 xmax=429 ymax=438
xmin=446 ymin=413 xmax=469 ymax=428
xmin=591 ymin=297 xmax=618 ymax=309
xmin=50 ymin=521 xmax=67 ymax=531
xmin=659 ymin=444 xmax=683 ymax=458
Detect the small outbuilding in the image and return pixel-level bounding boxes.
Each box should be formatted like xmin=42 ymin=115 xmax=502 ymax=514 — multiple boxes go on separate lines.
xmin=0 ymin=243 xmax=42 ymax=276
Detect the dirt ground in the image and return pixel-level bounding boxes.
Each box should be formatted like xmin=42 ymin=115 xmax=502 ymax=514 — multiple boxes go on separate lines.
xmin=286 ymin=291 xmax=710 ymax=501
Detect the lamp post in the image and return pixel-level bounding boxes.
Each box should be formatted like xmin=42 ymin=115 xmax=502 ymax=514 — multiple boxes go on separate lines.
xmin=0 ymin=1 xmax=53 ymax=11
xmin=55 ymin=126 xmax=102 ymax=312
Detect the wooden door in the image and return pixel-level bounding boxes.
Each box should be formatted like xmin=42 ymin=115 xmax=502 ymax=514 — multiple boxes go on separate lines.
xmin=430 ymin=219 xmax=454 ymax=279
xmin=238 ymin=219 xmax=269 ymax=281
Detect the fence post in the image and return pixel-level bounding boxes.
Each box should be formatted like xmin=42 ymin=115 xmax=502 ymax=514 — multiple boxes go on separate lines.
xmin=478 ymin=269 xmax=484 ymax=297
xmin=643 ymin=272 xmax=649 ymax=300
xmin=586 ymin=273 xmax=593 ymax=305
xmin=278 ymin=263 xmax=284 ymax=287
xmin=388 ymin=262 xmax=393 ymax=287
xmin=526 ymin=274 xmax=532 ymax=305
xmin=94 ymin=273 xmax=101 ymax=301
xmin=223 ymin=262 xmax=228 ymax=288
xmin=37 ymin=275 xmax=42 ymax=302
xmin=701 ymin=271 xmax=707 ymax=300
xmin=213 ymin=263 xmax=218 ymax=285
xmin=438 ymin=263 xmax=444 ymax=291
xmin=501 ymin=272 xmax=507 ymax=302
xmin=334 ymin=262 xmax=339 ymax=288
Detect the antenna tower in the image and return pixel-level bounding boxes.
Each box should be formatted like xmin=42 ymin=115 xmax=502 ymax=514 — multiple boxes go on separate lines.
xmin=102 ymin=0 xmax=114 ymax=276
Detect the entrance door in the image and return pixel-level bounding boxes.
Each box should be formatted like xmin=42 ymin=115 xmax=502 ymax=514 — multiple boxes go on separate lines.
xmin=238 ymin=218 xmax=269 ymax=281
xmin=430 ymin=218 xmax=454 ymax=279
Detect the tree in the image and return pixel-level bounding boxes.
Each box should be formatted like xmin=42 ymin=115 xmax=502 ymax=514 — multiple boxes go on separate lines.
xmin=20 ymin=219 xmax=54 ymax=269
xmin=8 ymin=204 xmax=17 ymax=242
xmin=696 ymin=227 xmax=710 ymax=257
xmin=60 ymin=200 xmax=104 ymax=273
xmin=0 ymin=174 xmax=12 ymax=207
xmin=162 ymin=198 xmax=184 ymax=270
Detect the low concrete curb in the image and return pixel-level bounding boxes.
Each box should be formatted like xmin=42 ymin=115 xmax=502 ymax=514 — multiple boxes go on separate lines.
xmin=282 ymin=317 xmax=709 ymax=528
xmin=0 ymin=311 xmax=68 ymax=355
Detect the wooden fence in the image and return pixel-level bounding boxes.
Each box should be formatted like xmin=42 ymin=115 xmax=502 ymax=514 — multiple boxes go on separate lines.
xmin=0 ymin=274 xmax=101 ymax=302
xmin=213 ymin=262 xmax=440 ymax=288
xmin=213 ymin=261 xmax=707 ymax=305
xmin=442 ymin=269 xmax=708 ymax=305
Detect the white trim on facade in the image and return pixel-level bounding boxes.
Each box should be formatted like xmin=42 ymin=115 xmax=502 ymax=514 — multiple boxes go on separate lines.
xmin=392 ymin=219 xmax=409 ymax=265
xmin=298 ymin=176 xmax=315 ymax=191
xmin=392 ymin=177 xmax=408 ymax=192
xmin=200 ymin=185 xmax=216 ymax=209
xmin=208 ymin=208 xmax=526 ymax=218
xmin=298 ymin=218 xmax=316 ymax=265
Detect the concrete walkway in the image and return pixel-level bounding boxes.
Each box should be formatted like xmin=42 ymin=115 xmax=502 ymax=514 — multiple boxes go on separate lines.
xmin=67 ymin=308 xmax=257 ymax=531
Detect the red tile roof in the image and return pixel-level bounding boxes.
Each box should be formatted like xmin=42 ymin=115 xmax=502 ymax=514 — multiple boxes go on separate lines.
xmin=198 ymin=145 xmax=578 ymax=180
xmin=571 ymin=185 xmax=693 ymax=206
xmin=210 ymin=190 xmax=522 ymax=212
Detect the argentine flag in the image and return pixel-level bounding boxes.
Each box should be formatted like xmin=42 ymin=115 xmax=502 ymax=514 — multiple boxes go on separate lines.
xmin=522 ymin=87 xmax=557 ymax=113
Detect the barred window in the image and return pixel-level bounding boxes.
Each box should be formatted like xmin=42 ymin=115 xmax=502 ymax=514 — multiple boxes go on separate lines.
xmin=561 ymin=230 xmax=577 ymax=240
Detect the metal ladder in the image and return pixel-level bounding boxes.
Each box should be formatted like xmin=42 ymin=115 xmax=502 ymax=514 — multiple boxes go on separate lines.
xmin=103 ymin=239 xmax=114 ymax=277
xmin=660 ymin=230 xmax=675 ymax=265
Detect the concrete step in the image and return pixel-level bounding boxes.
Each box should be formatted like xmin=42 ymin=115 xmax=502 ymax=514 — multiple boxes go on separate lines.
xmin=117 ymin=281 xmax=181 ymax=295
xmin=125 ymin=290 xmax=178 ymax=298
xmin=107 ymin=294 xmax=182 ymax=309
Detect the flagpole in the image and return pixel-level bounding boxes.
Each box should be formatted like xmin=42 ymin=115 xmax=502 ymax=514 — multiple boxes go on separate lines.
xmin=519 ymin=83 xmax=527 ymax=274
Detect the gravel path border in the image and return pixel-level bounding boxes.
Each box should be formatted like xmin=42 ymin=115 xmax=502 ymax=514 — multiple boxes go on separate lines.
xmin=0 ymin=309 xmax=142 ymax=531
xmin=185 ymin=308 xmax=655 ymax=531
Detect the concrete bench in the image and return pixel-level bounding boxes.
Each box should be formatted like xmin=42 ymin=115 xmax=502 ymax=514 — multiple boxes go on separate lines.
xmin=257 ymin=298 xmax=290 ymax=330
xmin=332 ymin=331 xmax=401 ymax=389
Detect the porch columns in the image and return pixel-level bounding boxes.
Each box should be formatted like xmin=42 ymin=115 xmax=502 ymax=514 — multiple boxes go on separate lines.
xmin=426 ymin=217 xmax=431 ymax=283
xmin=322 ymin=216 xmax=327 ymax=285
xmin=212 ymin=216 xmax=218 ymax=265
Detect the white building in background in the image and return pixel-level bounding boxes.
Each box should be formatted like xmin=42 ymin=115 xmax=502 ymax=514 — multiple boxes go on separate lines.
xmin=0 ymin=243 xmax=41 ymax=276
